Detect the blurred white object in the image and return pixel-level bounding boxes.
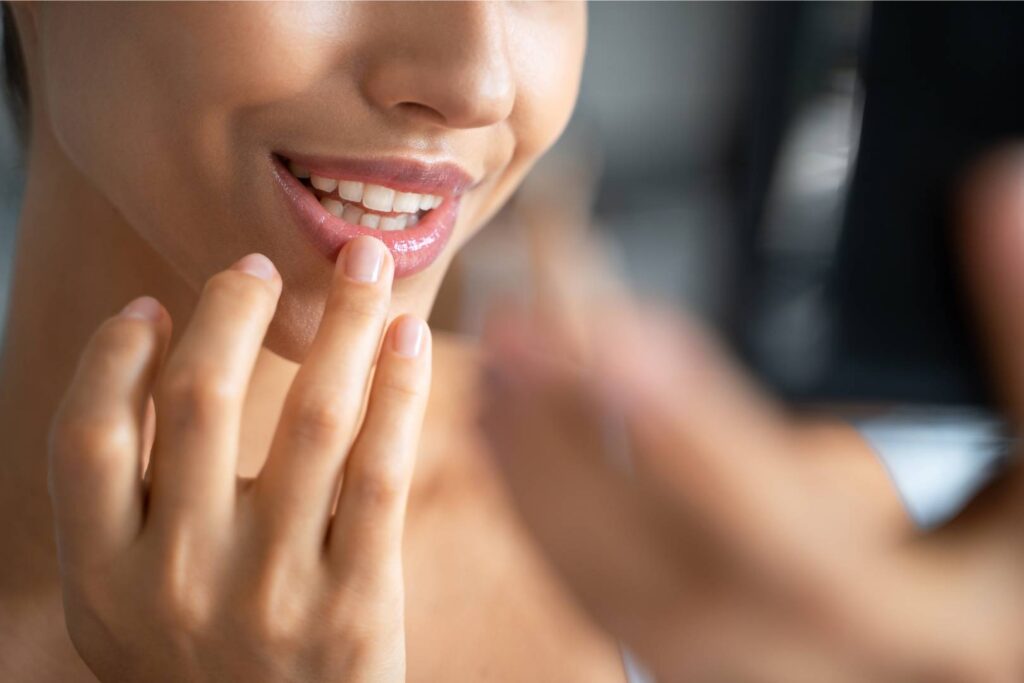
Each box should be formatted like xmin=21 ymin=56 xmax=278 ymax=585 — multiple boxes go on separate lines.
xmin=854 ymin=408 xmax=1010 ymax=528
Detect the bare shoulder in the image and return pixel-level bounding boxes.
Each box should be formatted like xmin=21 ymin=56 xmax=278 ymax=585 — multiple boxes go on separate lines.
xmin=405 ymin=333 xmax=626 ymax=682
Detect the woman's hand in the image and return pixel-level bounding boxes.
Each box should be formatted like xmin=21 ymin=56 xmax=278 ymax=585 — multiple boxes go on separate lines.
xmin=479 ymin=151 xmax=1024 ymax=682
xmin=47 ymin=236 xmax=430 ymax=683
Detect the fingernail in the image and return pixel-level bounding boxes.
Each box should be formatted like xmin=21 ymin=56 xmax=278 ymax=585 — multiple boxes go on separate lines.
xmin=392 ymin=316 xmax=426 ymax=357
xmin=343 ymin=236 xmax=385 ymax=283
xmin=232 ymin=253 xmax=276 ymax=281
xmin=120 ymin=295 xmax=162 ymax=321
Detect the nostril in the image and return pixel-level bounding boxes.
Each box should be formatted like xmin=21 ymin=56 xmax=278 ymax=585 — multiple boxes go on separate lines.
xmin=394 ymin=101 xmax=448 ymax=125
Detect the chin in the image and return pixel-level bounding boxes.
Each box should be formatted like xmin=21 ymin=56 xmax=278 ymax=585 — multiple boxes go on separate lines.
xmin=260 ymin=296 xmax=325 ymax=364
xmin=258 ymin=251 xmax=451 ymax=365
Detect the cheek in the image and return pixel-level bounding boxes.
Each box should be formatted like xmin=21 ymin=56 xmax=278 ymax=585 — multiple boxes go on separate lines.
xmin=39 ymin=6 xmax=184 ymax=212
xmin=38 ymin=5 xmax=345 ymax=287
xmin=38 ymin=4 xmax=371 ymax=364
xmin=512 ymin=3 xmax=587 ymax=149
xmin=38 ymin=5 xmax=236 ymax=291
xmin=511 ymin=20 xmax=587 ymax=160
xmin=462 ymin=16 xmax=585 ymax=232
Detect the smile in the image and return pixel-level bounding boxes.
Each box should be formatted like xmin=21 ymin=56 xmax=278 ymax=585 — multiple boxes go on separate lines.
xmin=271 ymin=152 xmax=475 ymax=277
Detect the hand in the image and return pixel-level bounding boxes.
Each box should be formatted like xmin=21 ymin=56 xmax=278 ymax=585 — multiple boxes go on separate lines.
xmin=48 ymin=236 xmax=430 ymax=683
xmin=478 ymin=150 xmax=1024 ymax=682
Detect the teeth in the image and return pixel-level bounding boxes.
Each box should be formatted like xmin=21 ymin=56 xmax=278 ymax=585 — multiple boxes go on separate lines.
xmin=341 ymin=203 xmax=364 ymax=224
xmin=380 ymin=215 xmax=408 ymax=231
xmin=310 ymin=174 xmax=339 ymax=192
xmin=338 ymin=180 xmax=364 ymax=202
xmin=362 ymin=184 xmax=395 ymax=212
xmin=306 ymin=169 xmax=442 ymax=228
xmin=320 ymin=197 xmax=344 ymax=218
xmin=393 ymin=191 xmax=421 ymax=213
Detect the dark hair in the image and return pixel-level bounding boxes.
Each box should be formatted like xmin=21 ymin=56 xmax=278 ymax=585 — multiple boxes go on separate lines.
xmin=2 ymin=2 xmax=29 ymax=139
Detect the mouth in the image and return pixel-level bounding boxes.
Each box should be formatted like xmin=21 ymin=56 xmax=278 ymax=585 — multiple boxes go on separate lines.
xmin=270 ymin=152 xmax=475 ymax=277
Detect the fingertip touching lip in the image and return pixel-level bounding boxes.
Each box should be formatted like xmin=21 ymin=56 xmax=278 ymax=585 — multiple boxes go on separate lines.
xmin=270 ymin=153 xmax=471 ymax=278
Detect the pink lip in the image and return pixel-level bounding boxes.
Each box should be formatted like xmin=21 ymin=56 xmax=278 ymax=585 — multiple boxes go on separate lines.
xmin=270 ymin=153 xmax=473 ymax=277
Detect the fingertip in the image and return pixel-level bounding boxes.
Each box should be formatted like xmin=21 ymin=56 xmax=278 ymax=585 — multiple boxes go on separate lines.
xmin=120 ymin=295 xmax=164 ymax=322
xmin=116 ymin=296 xmax=173 ymax=352
xmin=389 ymin=314 xmax=429 ymax=358
xmin=338 ymin=235 xmax=392 ymax=284
xmin=231 ymin=252 xmax=279 ymax=283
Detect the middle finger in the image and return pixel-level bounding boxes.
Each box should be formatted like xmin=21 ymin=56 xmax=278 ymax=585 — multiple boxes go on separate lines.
xmin=255 ymin=236 xmax=394 ymax=545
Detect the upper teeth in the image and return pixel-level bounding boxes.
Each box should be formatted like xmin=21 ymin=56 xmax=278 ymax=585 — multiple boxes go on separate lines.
xmin=290 ymin=162 xmax=444 ymax=220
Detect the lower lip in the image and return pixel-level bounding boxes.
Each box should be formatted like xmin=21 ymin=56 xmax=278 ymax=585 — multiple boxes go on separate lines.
xmin=270 ymin=155 xmax=461 ymax=277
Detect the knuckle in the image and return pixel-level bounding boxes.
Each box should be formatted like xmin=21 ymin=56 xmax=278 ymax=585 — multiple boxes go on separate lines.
xmin=152 ymin=548 xmax=212 ymax=632
xmin=375 ymin=371 xmax=427 ymax=404
xmin=351 ymin=461 xmax=407 ymax=506
xmin=93 ymin=316 xmax=158 ymax=361
xmin=241 ymin=588 xmax=304 ymax=649
xmin=158 ymin=366 xmax=242 ymax=426
xmin=327 ymin=285 xmax=389 ymax=326
xmin=49 ymin=413 xmax=135 ymax=470
xmin=203 ymin=269 xmax=272 ymax=311
xmin=285 ymin=391 xmax=352 ymax=445
xmin=238 ymin=553 xmax=321 ymax=648
xmin=153 ymin=590 xmax=211 ymax=634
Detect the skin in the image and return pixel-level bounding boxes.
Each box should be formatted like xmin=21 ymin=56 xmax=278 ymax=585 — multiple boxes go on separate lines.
xmin=0 ymin=2 xmax=919 ymax=681
xmin=480 ymin=149 xmax=1024 ymax=682
xmin=0 ymin=2 xmax=626 ymax=681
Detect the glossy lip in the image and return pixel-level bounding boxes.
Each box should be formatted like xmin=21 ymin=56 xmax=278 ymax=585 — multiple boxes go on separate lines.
xmin=270 ymin=152 xmax=474 ymax=277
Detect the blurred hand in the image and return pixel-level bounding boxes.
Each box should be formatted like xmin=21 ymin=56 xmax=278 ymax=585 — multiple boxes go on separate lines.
xmin=48 ymin=236 xmax=430 ymax=682
xmin=479 ymin=150 xmax=1024 ymax=682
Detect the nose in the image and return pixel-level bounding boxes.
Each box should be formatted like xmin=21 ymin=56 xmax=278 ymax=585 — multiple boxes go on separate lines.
xmin=360 ymin=3 xmax=516 ymax=131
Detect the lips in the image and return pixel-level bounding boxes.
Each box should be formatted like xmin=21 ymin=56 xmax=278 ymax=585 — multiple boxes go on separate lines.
xmin=270 ymin=152 xmax=474 ymax=277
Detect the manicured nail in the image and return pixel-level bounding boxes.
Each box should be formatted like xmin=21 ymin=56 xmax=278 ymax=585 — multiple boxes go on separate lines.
xmin=120 ymin=295 xmax=162 ymax=321
xmin=232 ymin=253 xmax=276 ymax=281
xmin=343 ymin=236 xmax=385 ymax=283
xmin=392 ymin=316 xmax=426 ymax=357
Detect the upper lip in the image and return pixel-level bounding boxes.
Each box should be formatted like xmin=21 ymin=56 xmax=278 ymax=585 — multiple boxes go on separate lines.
xmin=275 ymin=151 xmax=478 ymax=197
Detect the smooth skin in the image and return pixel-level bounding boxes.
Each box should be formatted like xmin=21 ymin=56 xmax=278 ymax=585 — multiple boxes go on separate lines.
xmin=51 ymin=238 xmax=428 ymax=682
xmin=480 ymin=149 xmax=1024 ymax=682
xmin=0 ymin=2 xmax=626 ymax=681
xmin=0 ymin=2 xmax=906 ymax=681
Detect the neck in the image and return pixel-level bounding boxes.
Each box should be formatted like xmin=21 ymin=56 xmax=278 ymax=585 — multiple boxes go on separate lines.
xmin=0 ymin=125 xmax=183 ymax=591
xmin=0 ymin=124 xmax=296 ymax=594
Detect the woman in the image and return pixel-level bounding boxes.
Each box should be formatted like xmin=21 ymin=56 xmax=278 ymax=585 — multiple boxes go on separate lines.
xmin=0 ymin=3 xmax=920 ymax=681
xmin=0 ymin=3 xmax=635 ymax=681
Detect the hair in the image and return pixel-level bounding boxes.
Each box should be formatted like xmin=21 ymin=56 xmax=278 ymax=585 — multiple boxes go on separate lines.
xmin=2 ymin=2 xmax=29 ymax=139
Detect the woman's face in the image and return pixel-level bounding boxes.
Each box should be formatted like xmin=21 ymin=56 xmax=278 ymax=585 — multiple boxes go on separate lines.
xmin=27 ymin=2 xmax=586 ymax=360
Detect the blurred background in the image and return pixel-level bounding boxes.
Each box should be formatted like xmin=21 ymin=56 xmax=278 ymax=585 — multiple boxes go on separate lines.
xmin=434 ymin=2 xmax=1024 ymax=416
xmin=4 ymin=2 xmax=1024 ymax=409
